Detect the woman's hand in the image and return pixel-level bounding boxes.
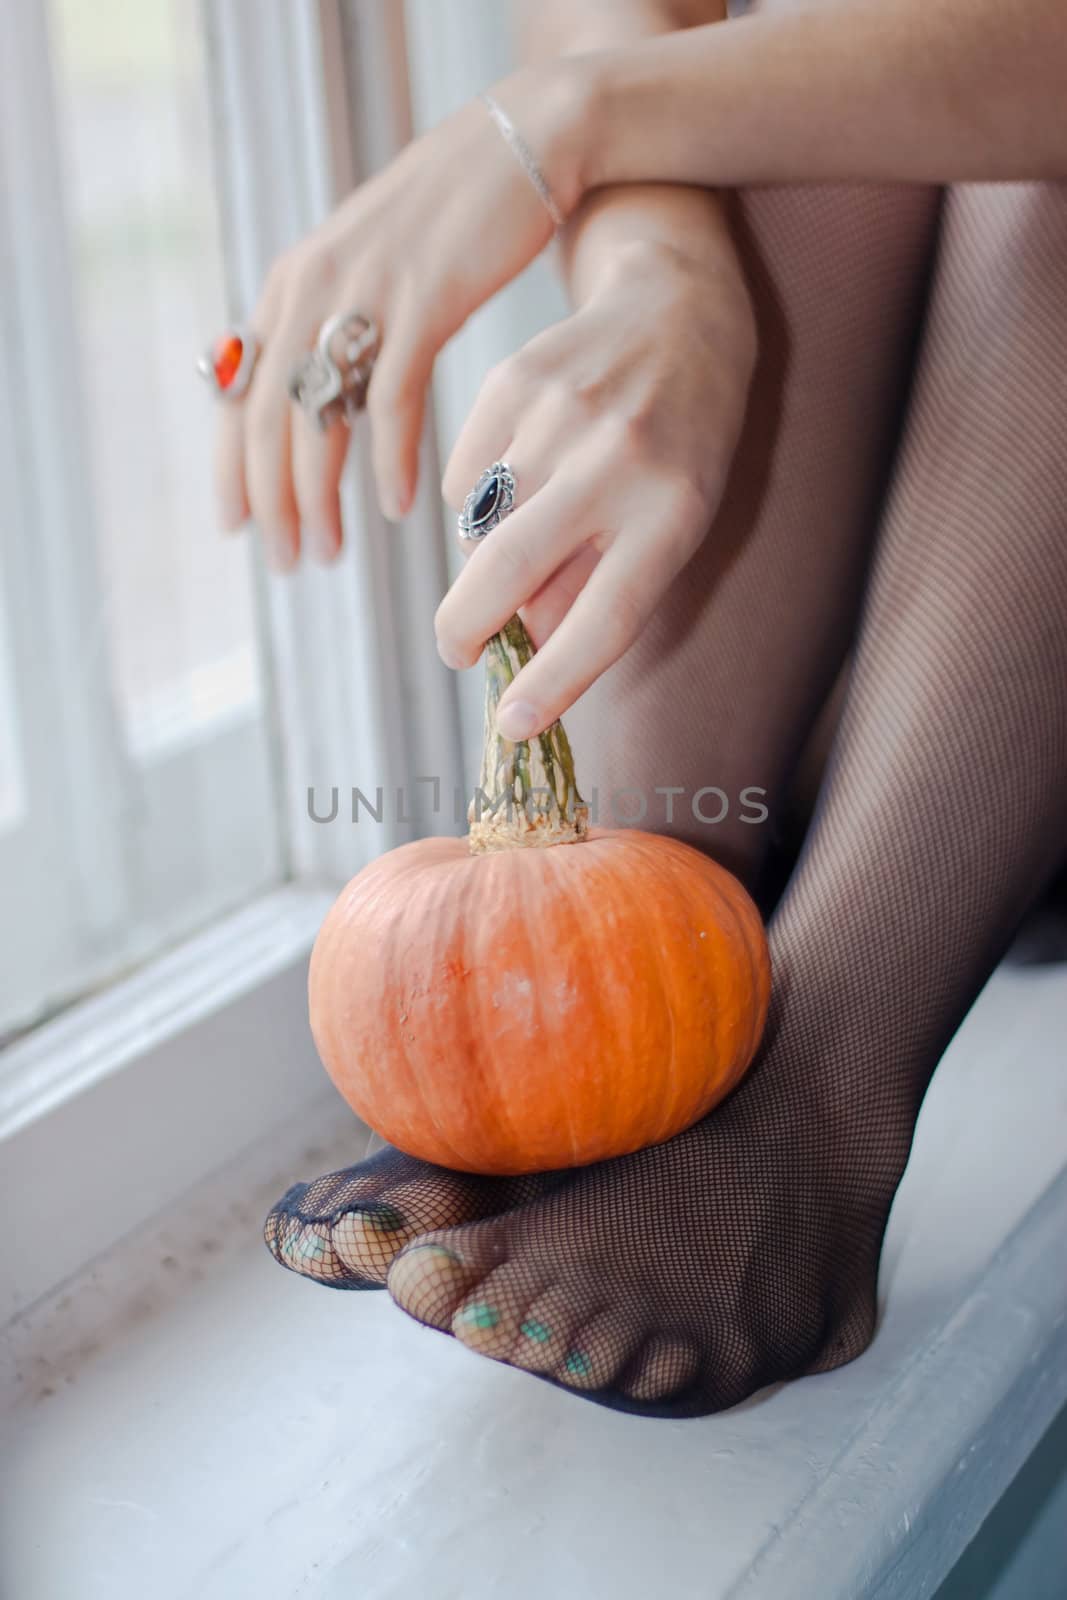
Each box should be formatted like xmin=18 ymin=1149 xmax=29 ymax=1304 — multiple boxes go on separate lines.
xmin=435 ymin=236 xmax=756 ymax=741
xmin=214 ymin=65 xmax=587 ymax=569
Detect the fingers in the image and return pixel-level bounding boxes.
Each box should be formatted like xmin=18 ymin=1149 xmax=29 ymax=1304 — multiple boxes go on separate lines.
xmin=493 ymin=500 xmax=699 ymax=741
xmin=212 ymin=260 xmax=288 ymax=547
xmin=434 ymin=469 xmax=589 ymax=669
xmin=214 ymin=404 xmax=250 ymax=533
xmin=291 ymin=417 xmax=350 ymax=565
xmin=245 ymin=395 xmax=301 ymax=572
xmin=238 ymin=307 xmax=432 ymax=565
xmin=244 ymin=278 xmax=327 ymax=570
xmin=442 ymin=361 xmax=521 ymax=510
xmin=366 ymin=311 xmax=432 ymax=522
xmin=217 ymin=240 xmax=422 ymax=568
xmin=520 ymin=545 xmax=600 ymax=648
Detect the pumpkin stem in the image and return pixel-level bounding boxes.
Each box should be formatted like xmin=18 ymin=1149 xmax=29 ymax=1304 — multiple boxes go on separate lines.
xmin=468 ymin=616 xmax=589 ymax=854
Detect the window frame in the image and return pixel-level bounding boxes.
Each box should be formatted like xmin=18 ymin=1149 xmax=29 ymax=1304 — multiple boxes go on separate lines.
xmin=203 ymin=0 xmax=464 ymax=885
xmin=0 ymin=0 xmax=133 ymax=1028
xmin=0 ymin=0 xmax=284 ymax=1040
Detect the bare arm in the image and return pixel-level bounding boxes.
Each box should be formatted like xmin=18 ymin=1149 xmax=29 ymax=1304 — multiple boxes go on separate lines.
xmin=519 ymin=0 xmax=745 ymax=306
xmin=565 ymin=0 xmax=1067 ymax=193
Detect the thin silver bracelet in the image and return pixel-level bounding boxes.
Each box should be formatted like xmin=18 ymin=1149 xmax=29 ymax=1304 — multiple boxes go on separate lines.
xmin=481 ymin=92 xmax=565 ymax=231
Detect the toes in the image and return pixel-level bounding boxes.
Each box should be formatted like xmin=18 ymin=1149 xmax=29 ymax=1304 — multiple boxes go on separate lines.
xmin=450 ymin=1262 xmax=547 ymax=1357
xmin=553 ymin=1311 xmax=644 ymax=1393
xmin=265 ymin=1193 xmax=371 ymax=1288
xmin=506 ymin=1284 xmax=585 ymax=1374
xmin=265 ymin=1154 xmax=531 ymax=1289
xmin=264 ymin=1168 xmax=389 ymax=1287
xmin=374 ymin=1173 xmax=485 ymax=1233
xmin=328 ymin=1200 xmax=415 ymax=1282
xmin=387 ymin=1242 xmax=487 ymax=1330
xmin=620 ymin=1337 xmax=702 ymax=1404
xmin=452 ymin=1277 xmax=632 ymax=1387
xmin=332 ymin=1170 xmax=522 ymax=1282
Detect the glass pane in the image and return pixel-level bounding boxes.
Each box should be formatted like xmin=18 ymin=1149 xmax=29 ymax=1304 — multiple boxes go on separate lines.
xmin=0 ymin=560 xmax=25 ymax=833
xmin=48 ymin=0 xmax=262 ymax=754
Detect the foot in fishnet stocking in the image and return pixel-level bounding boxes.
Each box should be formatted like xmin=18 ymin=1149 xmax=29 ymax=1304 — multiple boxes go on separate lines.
xmin=387 ymin=183 xmax=1067 ymax=1414
xmin=386 ymin=1052 xmax=889 ymax=1412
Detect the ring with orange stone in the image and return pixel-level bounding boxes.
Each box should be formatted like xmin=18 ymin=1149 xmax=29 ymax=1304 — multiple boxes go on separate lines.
xmin=197 ymin=325 xmax=260 ymax=401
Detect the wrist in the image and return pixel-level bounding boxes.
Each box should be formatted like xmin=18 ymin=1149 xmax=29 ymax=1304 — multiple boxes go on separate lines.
xmin=590 ymin=235 xmax=708 ymax=299
xmin=570 ymin=46 xmax=628 ymax=193
xmin=503 ymin=56 xmax=604 ymax=221
xmin=591 ymin=235 xmax=758 ymax=382
xmin=573 ymin=195 xmax=743 ymax=292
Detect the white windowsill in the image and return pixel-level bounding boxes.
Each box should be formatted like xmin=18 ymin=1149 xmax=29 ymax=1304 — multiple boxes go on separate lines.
xmin=2 ymin=952 xmax=1065 ymax=1599
xmin=0 ymin=885 xmax=335 ymax=1324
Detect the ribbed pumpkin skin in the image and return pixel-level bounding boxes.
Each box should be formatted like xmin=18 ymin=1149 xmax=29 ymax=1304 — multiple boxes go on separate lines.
xmin=309 ymin=828 xmax=770 ymax=1176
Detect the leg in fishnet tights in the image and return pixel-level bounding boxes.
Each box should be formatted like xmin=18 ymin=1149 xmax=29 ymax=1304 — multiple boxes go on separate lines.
xmin=271 ymin=184 xmax=1067 ymax=1415
xmin=265 ymin=181 xmax=939 ymax=1289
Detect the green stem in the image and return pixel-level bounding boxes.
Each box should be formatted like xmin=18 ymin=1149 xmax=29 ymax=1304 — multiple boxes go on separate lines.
xmin=468 ymin=616 xmax=589 ymax=854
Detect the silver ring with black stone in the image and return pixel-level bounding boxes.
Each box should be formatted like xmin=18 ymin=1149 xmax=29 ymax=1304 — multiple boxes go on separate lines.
xmin=458 ymin=461 xmax=516 ymax=545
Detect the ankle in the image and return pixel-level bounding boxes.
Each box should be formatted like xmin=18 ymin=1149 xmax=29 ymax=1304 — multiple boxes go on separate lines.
xmin=751 ymin=986 xmax=923 ymax=1175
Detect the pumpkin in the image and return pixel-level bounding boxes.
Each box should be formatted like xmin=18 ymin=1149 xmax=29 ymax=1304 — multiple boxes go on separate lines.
xmin=309 ymin=617 xmax=770 ymax=1176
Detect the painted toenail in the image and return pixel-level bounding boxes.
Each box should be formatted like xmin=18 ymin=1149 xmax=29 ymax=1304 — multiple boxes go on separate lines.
xmin=288 ymin=1230 xmax=326 ymax=1261
xmin=405 ymin=1243 xmax=461 ymax=1264
xmin=564 ymin=1350 xmax=592 ymax=1378
xmin=353 ymin=1202 xmax=405 ymax=1232
xmin=519 ymin=1318 xmax=552 ymax=1344
xmin=456 ymin=1301 xmax=500 ymax=1330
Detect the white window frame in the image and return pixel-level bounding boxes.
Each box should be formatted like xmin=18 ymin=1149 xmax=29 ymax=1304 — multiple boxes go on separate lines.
xmin=0 ymin=0 xmax=469 ymax=1322
xmin=0 ymin=0 xmax=283 ymax=1039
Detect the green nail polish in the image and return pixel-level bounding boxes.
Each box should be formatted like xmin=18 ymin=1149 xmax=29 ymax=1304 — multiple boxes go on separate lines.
xmin=564 ymin=1350 xmax=592 ymax=1378
xmin=457 ymin=1301 xmax=500 ymax=1330
xmin=359 ymin=1203 xmax=405 ymax=1233
xmin=289 ymin=1229 xmax=326 ymax=1261
xmin=519 ymin=1318 xmax=552 ymax=1345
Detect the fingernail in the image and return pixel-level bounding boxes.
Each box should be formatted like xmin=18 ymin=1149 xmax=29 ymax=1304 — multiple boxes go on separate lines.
xmin=306 ymin=526 xmax=339 ymax=565
xmin=497 ymin=701 xmax=539 ymax=741
xmin=564 ymin=1350 xmax=592 ymax=1378
xmin=436 ymin=639 xmax=465 ymax=672
xmin=379 ymin=489 xmax=401 ymax=522
xmin=266 ymin=536 xmax=297 ymax=574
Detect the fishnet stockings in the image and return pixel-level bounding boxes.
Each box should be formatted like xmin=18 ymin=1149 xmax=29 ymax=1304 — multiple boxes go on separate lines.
xmin=266 ymin=181 xmax=1067 ymax=1416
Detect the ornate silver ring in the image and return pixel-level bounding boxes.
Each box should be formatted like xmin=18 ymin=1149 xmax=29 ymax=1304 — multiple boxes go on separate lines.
xmin=288 ymin=311 xmax=379 ymax=430
xmin=458 ymin=461 xmax=516 ymax=544
xmin=197 ymin=326 xmax=260 ymax=400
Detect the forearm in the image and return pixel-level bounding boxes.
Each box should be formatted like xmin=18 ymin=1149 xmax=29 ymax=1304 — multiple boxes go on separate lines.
xmin=573 ymin=0 xmax=1067 ymax=192
xmin=519 ymin=0 xmax=738 ymax=304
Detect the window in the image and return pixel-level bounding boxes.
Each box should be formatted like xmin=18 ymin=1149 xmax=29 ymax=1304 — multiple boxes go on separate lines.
xmin=0 ymin=0 xmax=558 ymax=1160
xmin=0 ymin=2 xmax=279 ymax=1042
xmin=50 ymin=0 xmax=263 ymax=760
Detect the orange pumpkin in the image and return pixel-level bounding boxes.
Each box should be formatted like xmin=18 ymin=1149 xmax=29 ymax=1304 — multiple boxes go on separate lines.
xmin=309 ymin=619 xmax=770 ymax=1176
